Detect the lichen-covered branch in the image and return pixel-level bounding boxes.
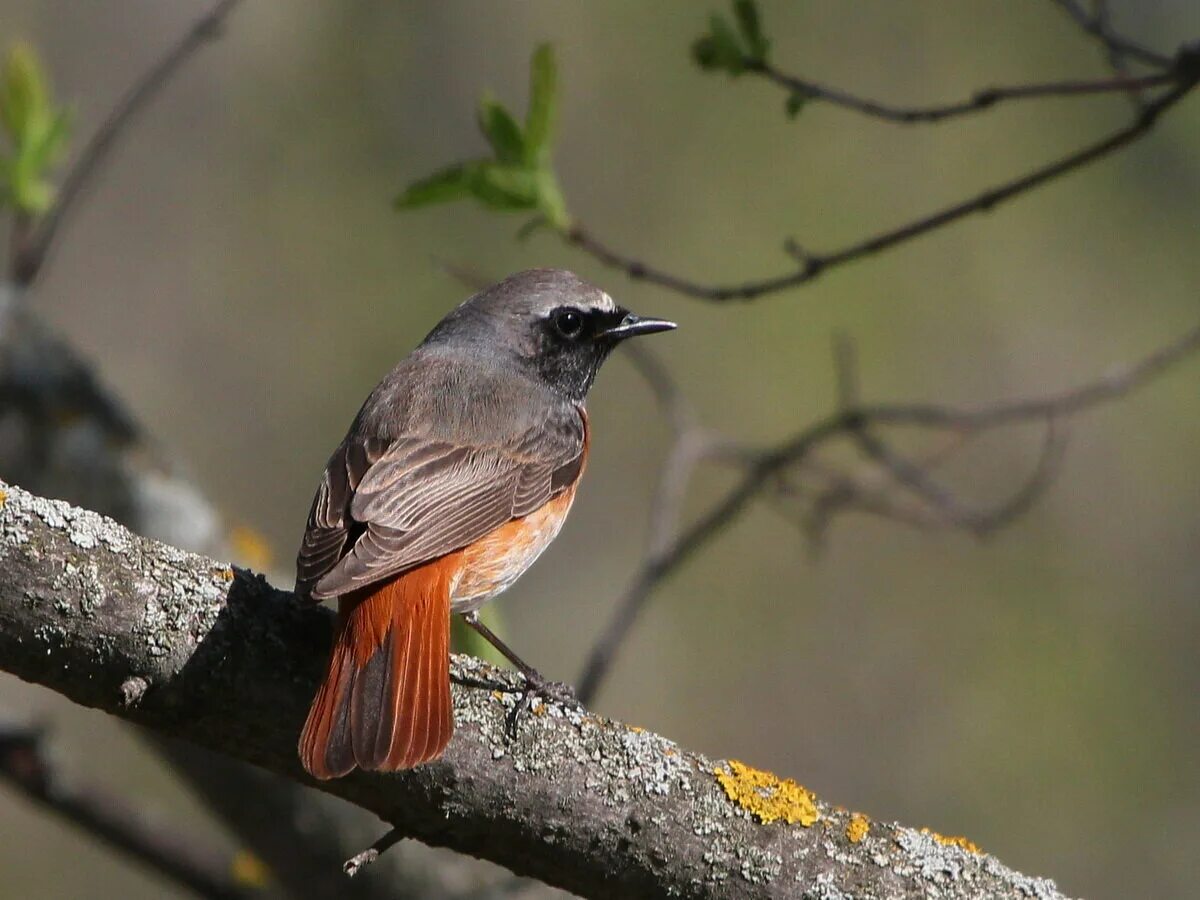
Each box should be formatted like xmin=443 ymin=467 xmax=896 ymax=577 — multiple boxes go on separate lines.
xmin=0 ymin=480 xmax=1070 ymax=900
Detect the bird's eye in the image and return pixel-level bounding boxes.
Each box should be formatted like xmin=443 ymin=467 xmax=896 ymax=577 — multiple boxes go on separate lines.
xmin=552 ymin=308 xmax=585 ymax=339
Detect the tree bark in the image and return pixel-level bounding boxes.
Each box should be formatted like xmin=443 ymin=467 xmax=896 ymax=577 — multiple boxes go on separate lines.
xmin=0 ymin=479 xmax=1071 ymax=900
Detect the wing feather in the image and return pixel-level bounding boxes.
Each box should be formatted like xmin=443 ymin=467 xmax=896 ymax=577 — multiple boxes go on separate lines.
xmin=295 ymin=405 xmax=586 ymax=601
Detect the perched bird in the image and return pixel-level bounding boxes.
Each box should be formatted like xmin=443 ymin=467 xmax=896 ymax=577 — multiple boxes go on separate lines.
xmin=295 ymin=268 xmax=676 ymax=779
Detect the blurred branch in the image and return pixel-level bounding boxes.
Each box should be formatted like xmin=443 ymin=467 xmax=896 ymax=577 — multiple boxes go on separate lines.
xmin=577 ymin=321 xmax=1200 ymax=702
xmin=845 ymin=418 xmax=1067 ymax=538
xmin=564 ymin=47 xmax=1198 ymax=301
xmin=1049 ymin=0 xmax=1174 ymax=68
xmin=733 ymin=0 xmax=1177 ymax=124
xmin=148 ymin=736 xmax=550 ymax=900
xmin=0 ymin=480 xmax=1072 ymax=900
xmin=10 ymin=0 xmax=244 ymax=286
xmin=0 ymin=721 xmax=254 ymax=900
xmin=1089 ymin=0 xmax=1150 ymax=112
xmin=746 ymin=63 xmax=1175 ymax=125
xmin=397 ymin=5 xmax=1196 ymax=302
xmin=560 ymin=3 xmax=1198 ymax=302
xmin=855 ymin=321 xmax=1200 ymax=429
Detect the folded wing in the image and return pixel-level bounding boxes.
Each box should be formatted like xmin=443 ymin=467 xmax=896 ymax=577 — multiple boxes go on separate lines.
xmin=294 ymin=407 xmax=586 ymax=600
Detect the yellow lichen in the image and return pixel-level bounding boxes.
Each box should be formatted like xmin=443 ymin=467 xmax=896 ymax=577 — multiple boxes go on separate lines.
xmin=0 ymin=488 xmax=6 ymax=506
xmin=215 ymin=566 xmax=235 ymax=582
xmin=921 ymin=827 xmax=981 ymax=854
xmin=714 ymin=760 xmax=819 ymax=826
xmin=229 ymin=524 xmax=273 ymax=570
xmin=846 ymin=813 xmax=870 ymax=843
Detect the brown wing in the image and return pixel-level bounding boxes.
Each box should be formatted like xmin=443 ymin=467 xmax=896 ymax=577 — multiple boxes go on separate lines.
xmin=295 ymin=407 xmax=587 ymax=601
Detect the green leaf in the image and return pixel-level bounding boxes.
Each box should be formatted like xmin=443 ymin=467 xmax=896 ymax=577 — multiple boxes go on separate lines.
xmin=24 ymin=107 xmax=71 ymax=174
xmin=733 ymin=0 xmax=769 ymax=62
xmin=10 ymin=168 xmax=52 ymax=213
xmin=532 ymin=169 xmax=568 ymax=230
xmin=467 ymin=163 xmax=540 ymax=210
xmin=0 ymin=42 xmax=49 ymax=143
xmin=692 ymin=14 xmax=746 ymax=75
xmin=0 ymin=42 xmax=72 ymax=215
xmin=784 ymin=91 xmax=807 ymax=119
xmin=524 ymin=43 xmax=557 ymax=166
xmin=477 ymin=93 xmax=525 ymax=164
xmin=394 ymin=41 xmax=571 ymax=229
xmin=394 ymin=163 xmax=476 ymax=209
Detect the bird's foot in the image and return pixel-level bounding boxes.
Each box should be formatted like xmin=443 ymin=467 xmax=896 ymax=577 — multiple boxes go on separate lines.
xmin=504 ymin=671 xmax=579 ymax=740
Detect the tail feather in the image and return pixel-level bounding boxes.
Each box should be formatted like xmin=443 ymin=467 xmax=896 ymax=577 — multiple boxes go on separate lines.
xmin=298 ymin=635 xmax=357 ymax=779
xmin=299 ymin=560 xmax=455 ymax=780
xmin=393 ymin=588 xmax=451 ymax=768
xmin=419 ymin=600 xmax=452 ymax=764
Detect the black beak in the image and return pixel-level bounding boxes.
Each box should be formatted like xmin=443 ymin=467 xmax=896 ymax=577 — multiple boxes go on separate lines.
xmin=597 ymin=312 xmax=677 ymax=340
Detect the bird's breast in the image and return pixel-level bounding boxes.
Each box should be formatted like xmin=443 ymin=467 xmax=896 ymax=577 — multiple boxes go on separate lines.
xmin=449 ymin=485 xmax=578 ymax=613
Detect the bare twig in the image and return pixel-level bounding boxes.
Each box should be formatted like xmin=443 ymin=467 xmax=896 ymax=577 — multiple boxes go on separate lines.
xmin=848 ymin=418 xmax=1068 ymax=536
xmin=568 ymin=6 xmax=1196 ymax=306
xmin=564 ymin=54 xmax=1198 ymax=302
xmin=577 ymin=321 xmax=1200 ymax=700
xmin=1091 ymin=0 xmax=1149 ymax=112
xmin=0 ymin=722 xmax=253 ymax=900
xmin=748 ymin=62 xmax=1175 ymax=124
xmin=1049 ymin=0 xmax=1174 ymax=68
xmin=344 ymin=829 xmax=405 ymax=878
xmin=11 ymin=0 xmax=244 ymax=286
xmin=856 ymin=321 xmax=1200 ymax=430
xmin=576 ymin=345 xmax=742 ymax=704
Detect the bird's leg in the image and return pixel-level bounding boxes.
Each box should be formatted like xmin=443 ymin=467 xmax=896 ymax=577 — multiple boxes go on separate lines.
xmin=460 ymin=611 xmax=578 ymax=737
xmin=460 ymin=611 xmax=550 ymax=684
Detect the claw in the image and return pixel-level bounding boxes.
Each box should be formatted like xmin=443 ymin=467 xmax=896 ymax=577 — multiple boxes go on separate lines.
xmin=503 ymin=674 xmax=579 ymax=739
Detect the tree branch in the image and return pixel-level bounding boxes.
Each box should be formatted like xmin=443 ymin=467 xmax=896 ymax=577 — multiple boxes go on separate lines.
xmin=747 ymin=62 xmax=1174 ymax=125
xmin=11 ymin=0 xmax=244 ymax=286
xmin=577 ymin=321 xmax=1200 ymax=700
xmin=563 ymin=41 xmax=1199 ymax=301
xmin=1049 ymin=0 xmax=1174 ymax=68
xmin=0 ymin=721 xmax=255 ymax=900
xmin=0 ymin=480 xmax=1070 ymax=899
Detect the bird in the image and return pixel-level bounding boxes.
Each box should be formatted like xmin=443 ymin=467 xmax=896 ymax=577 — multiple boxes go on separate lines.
xmin=294 ymin=268 xmax=676 ymax=779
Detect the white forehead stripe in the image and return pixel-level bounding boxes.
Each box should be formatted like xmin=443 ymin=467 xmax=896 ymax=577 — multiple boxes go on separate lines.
xmin=597 ymin=291 xmax=616 ymax=312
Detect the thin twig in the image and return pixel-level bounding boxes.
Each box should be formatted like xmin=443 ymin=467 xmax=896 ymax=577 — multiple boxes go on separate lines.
xmin=857 ymin=321 xmax=1200 ymax=429
xmin=1091 ymin=0 xmax=1149 ymax=112
xmin=564 ymin=59 xmax=1199 ymax=302
xmin=344 ymin=829 xmax=405 ymax=878
xmin=849 ymin=418 xmax=1068 ymax=536
xmin=0 ymin=722 xmax=253 ymax=900
xmin=13 ymin=0 xmax=244 ymax=286
xmin=1049 ymin=0 xmax=1174 ymax=68
xmin=576 ymin=320 xmax=1200 ymax=700
xmin=749 ymin=62 xmax=1175 ymax=124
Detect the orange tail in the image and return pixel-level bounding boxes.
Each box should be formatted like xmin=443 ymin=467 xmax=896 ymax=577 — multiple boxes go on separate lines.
xmin=299 ymin=561 xmax=454 ymax=779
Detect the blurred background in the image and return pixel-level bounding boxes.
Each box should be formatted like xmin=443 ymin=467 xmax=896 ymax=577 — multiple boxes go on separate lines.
xmin=0 ymin=1 xmax=1197 ymax=897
